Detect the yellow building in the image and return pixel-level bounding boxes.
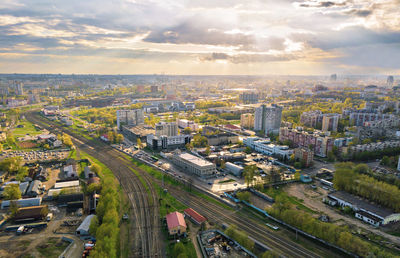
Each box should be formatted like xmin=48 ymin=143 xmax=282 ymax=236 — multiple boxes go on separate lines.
xmin=240 ymin=113 xmax=254 ymax=129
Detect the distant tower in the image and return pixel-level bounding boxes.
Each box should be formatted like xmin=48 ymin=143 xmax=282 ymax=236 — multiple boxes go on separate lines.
xmin=387 ymin=76 xmax=394 ymax=87
xmin=330 ymin=74 xmax=337 ymax=81
xmin=286 ymin=80 xmax=290 ymax=87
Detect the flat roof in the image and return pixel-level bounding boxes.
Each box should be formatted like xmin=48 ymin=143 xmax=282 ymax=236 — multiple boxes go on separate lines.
xmin=329 ymin=191 xmax=393 ymax=218
xmin=178 ymin=153 xmax=214 ymax=167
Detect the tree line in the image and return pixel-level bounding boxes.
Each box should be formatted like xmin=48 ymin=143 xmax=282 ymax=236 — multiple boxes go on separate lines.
xmin=88 ymin=163 xmax=120 ymax=257
xmin=267 ymin=193 xmax=394 ymax=257
xmin=333 ymin=163 xmax=400 ymax=212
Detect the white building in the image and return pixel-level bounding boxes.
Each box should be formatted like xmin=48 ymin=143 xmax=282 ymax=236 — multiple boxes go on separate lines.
xmin=177 ymin=119 xmax=199 ymax=131
xmin=254 ymin=104 xmax=282 ymax=135
xmin=170 ymin=151 xmax=216 ymax=178
xmin=116 ymin=109 xmax=144 ymax=129
xmin=146 ymin=134 xmax=191 ymax=150
xmin=244 ymin=137 xmax=292 ymax=159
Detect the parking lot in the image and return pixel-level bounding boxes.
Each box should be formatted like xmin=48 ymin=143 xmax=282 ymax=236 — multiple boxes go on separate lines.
xmin=0 ymin=149 xmax=69 ymax=163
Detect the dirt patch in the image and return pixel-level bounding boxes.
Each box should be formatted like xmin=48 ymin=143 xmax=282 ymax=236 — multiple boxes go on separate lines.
xmin=17 ymin=142 xmax=38 ymax=149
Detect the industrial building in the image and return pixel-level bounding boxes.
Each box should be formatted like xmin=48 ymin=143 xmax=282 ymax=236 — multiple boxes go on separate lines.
xmin=170 ymin=151 xmax=216 ymax=178
xmin=326 ymin=191 xmax=399 ymax=227
xmin=177 ymin=119 xmax=199 ymax=131
xmin=1 ymin=197 xmax=42 ymax=209
xmin=76 ymin=214 xmax=96 ymax=236
xmin=225 ymin=162 xmax=244 ymax=177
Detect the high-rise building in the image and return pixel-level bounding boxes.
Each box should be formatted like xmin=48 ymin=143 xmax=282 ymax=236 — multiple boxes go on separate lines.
xmin=322 ymin=114 xmax=340 ymax=132
xmin=155 ymin=122 xmax=178 ymax=137
xmin=15 ymin=81 xmax=24 ymax=95
xmin=116 ymin=109 xmax=144 ymax=129
xmin=254 ymin=104 xmax=282 ymax=135
xmin=330 ymin=74 xmax=337 ymax=81
xmin=387 ymin=76 xmax=394 ymax=87
xmin=151 ymin=85 xmax=158 ymax=93
xmin=239 ymin=92 xmax=258 ymax=104
xmin=240 ymin=113 xmax=254 ymax=129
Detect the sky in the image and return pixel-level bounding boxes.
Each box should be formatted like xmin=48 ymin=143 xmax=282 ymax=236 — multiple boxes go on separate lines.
xmin=0 ymin=0 xmax=399 ymax=75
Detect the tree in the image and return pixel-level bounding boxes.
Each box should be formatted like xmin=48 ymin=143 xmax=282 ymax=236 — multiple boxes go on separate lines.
xmin=236 ymin=191 xmax=251 ymax=202
xmin=172 ymin=242 xmax=186 ymax=257
xmin=183 ymin=127 xmax=192 ymax=134
xmin=0 ymin=156 xmax=23 ymax=174
xmin=243 ymin=165 xmax=257 ymax=187
xmin=89 ymin=215 xmax=99 ymax=235
xmin=62 ymin=133 xmax=73 ymax=147
xmin=244 ymin=146 xmax=253 ymax=154
xmin=91 ymin=163 xmax=102 ymax=175
xmin=205 ymin=145 xmax=211 ymax=156
xmin=137 ymin=138 xmax=143 ymax=149
xmin=3 ymin=184 xmax=21 ymax=200
xmin=15 ymin=167 xmax=28 ymax=181
xmin=115 ymin=133 xmax=124 ymax=144
xmin=9 ymin=201 xmax=19 ymax=218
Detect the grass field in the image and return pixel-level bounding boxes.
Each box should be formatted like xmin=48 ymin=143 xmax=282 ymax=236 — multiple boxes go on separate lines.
xmin=13 ymin=120 xmax=43 ymax=137
xmin=35 ymin=237 xmax=69 ymax=258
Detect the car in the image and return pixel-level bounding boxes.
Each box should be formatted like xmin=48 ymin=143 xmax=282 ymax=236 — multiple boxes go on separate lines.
xmin=208 ymin=182 xmax=212 ymax=185
xmin=234 ymin=184 xmax=237 ymax=186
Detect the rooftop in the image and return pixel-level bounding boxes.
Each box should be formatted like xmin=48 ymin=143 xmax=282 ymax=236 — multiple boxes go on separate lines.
xmin=184 ymin=208 xmax=206 ymax=224
xmin=178 ymin=153 xmax=214 ymax=167
xmin=166 ymin=211 xmax=186 ymax=230
xmin=329 ymin=191 xmax=394 ymax=218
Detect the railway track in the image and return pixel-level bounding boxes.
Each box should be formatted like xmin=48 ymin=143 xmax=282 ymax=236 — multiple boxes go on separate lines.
xmin=27 ymin=111 xmax=336 ymax=258
xmin=26 ymin=112 xmax=161 ymax=258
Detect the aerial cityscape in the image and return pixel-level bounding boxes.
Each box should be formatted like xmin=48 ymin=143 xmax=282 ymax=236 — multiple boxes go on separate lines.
xmin=0 ymin=1 xmax=400 ymax=258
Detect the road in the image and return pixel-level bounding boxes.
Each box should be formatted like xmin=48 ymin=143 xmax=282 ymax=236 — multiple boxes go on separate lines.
xmin=27 ymin=111 xmax=343 ymax=258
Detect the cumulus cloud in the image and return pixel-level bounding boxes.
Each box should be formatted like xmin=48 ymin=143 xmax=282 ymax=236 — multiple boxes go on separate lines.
xmin=0 ymin=0 xmax=399 ymax=73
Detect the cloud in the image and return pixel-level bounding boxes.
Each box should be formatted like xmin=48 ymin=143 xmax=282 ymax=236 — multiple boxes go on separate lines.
xmin=298 ymin=1 xmax=347 ymax=8
xmin=201 ymin=52 xmax=296 ymax=63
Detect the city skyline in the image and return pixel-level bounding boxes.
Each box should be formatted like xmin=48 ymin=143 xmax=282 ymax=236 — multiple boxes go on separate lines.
xmin=0 ymin=0 xmax=399 ymax=75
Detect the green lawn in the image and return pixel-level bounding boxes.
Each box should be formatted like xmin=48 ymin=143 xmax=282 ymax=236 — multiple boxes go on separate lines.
xmin=13 ymin=120 xmax=43 ymax=137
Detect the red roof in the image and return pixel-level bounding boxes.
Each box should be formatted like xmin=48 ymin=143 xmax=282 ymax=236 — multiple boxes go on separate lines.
xmin=184 ymin=208 xmax=206 ymax=224
xmin=166 ymin=211 xmax=186 ymax=230
xmin=224 ymin=124 xmax=240 ymax=130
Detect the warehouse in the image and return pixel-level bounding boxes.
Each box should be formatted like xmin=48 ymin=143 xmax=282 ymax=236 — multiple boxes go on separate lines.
xmin=1 ymin=197 xmax=42 ymax=209
xmin=76 ymin=214 xmax=96 ymax=236
xmin=225 ymin=162 xmax=244 ymax=177
xmin=54 ymin=180 xmax=80 ymax=189
xmin=184 ymin=208 xmax=206 ymax=225
xmin=14 ymin=205 xmax=48 ymax=222
xmin=26 ymin=180 xmax=42 ymax=197
xmin=327 ymin=191 xmax=398 ymax=226
xmin=170 ymin=151 xmax=216 ymax=178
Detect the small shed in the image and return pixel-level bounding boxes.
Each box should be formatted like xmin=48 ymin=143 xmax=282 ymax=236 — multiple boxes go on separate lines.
xmin=184 ymin=208 xmax=206 ymax=225
xmin=76 ymin=214 xmax=96 ymax=236
xmin=63 ymin=165 xmax=77 ymax=178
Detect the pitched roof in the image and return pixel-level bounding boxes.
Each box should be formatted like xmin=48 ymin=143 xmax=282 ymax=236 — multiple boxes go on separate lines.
xmin=166 ymin=211 xmax=186 ymax=230
xmin=184 ymin=208 xmax=206 ymax=224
